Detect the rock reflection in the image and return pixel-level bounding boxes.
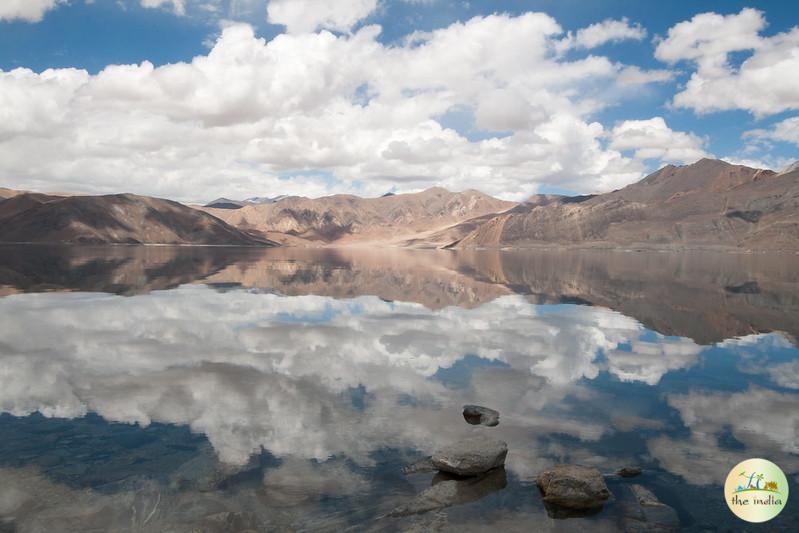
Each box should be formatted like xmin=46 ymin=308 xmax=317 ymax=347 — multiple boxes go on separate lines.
xmin=2 ymin=245 xmax=798 ymax=343
xmin=0 ymin=287 xmax=703 ymax=467
xmin=0 ymin=246 xmax=797 ymax=530
xmin=389 ymin=468 xmax=507 ymax=517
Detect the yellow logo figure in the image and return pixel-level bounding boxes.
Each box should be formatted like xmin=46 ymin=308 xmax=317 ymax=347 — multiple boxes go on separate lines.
xmin=725 ymin=458 xmax=789 ymax=523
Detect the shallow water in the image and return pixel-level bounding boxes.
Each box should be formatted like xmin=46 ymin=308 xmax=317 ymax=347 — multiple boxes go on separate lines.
xmin=0 ymin=245 xmax=797 ymax=531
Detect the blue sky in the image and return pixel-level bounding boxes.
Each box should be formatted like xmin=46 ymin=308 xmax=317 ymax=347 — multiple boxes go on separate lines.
xmin=0 ymin=0 xmax=797 ymax=201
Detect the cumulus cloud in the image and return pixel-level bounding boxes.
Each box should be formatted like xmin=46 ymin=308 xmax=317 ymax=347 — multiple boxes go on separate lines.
xmin=744 ymin=116 xmax=799 ymax=148
xmin=609 ymin=116 xmax=710 ymax=164
xmin=656 ymin=8 xmax=799 ymax=116
xmin=0 ymin=288 xmax=693 ymax=466
xmin=559 ymin=17 xmax=646 ymax=51
xmin=0 ymin=0 xmax=63 ymax=22
xmin=0 ymin=13 xmax=674 ymax=201
xmin=267 ymin=0 xmax=378 ymax=33
xmin=649 ymin=385 xmax=799 ymax=484
xmin=605 ymin=338 xmax=702 ymax=385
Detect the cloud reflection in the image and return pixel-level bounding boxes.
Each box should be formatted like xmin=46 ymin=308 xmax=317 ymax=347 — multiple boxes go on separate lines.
xmin=0 ymin=287 xmax=703 ymax=467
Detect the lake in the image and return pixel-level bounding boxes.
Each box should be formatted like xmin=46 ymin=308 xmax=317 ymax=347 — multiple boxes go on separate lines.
xmin=0 ymin=245 xmax=797 ymax=531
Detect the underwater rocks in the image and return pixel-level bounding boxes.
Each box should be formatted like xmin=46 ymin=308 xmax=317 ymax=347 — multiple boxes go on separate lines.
xmin=402 ymin=457 xmax=437 ymax=475
xmin=618 ymin=466 xmax=643 ymax=478
xmin=462 ymin=405 xmax=500 ymax=427
xmin=389 ymin=468 xmax=507 ymax=516
xmin=535 ymin=464 xmax=610 ymax=510
xmin=431 ymin=434 xmax=508 ymax=476
xmin=620 ymin=484 xmax=680 ymax=532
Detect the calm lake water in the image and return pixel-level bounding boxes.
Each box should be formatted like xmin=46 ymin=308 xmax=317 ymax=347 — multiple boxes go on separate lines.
xmin=0 ymin=245 xmax=798 ymax=531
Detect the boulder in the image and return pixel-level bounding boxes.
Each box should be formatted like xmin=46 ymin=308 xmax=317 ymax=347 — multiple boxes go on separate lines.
xmin=535 ymin=464 xmax=610 ymax=509
xmin=618 ymin=466 xmax=643 ymax=478
xmin=463 ymin=405 xmax=500 ymax=427
xmin=431 ymin=434 xmax=508 ymax=476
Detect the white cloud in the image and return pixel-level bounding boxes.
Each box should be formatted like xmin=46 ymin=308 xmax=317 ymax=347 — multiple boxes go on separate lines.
xmin=649 ymin=385 xmax=799 ymax=484
xmin=616 ymin=65 xmax=674 ymax=87
xmin=141 ymin=0 xmax=187 ymax=16
xmin=557 ymin=17 xmax=646 ymax=52
xmin=610 ymin=116 xmax=710 ymax=164
xmin=0 ymin=0 xmax=63 ymax=22
xmin=0 ymin=13 xmax=685 ymax=201
xmin=0 ymin=288 xmax=676 ymax=466
xmin=656 ymin=8 xmax=799 ymax=116
xmin=605 ymin=338 xmax=702 ymax=385
xmin=267 ymin=0 xmax=378 ymax=34
xmin=744 ymin=116 xmax=799 ymax=147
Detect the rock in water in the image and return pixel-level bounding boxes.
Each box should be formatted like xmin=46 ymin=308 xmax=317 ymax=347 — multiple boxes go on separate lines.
xmin=431 ymin=435 xmax=508 ymax=476
xmin=618 ymin=466 xmax=642 ymax=478
xmin=463 ymin=405 xmax=500 ymax=427
xmin=535 ymin=464 xmax=610 ymax=509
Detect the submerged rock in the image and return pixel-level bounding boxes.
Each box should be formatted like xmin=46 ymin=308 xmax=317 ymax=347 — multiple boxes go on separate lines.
xmin=620 ymin=484 xmax=680 ymax=532
xmin=431 ymin=434 xmax=508 ymax=476
xmin=463 ymin=405 xmax=500 ymax=427
xmin=403 ymin=457 xmax=437 ymax=475
xmin=630 ymin=485 xmax=663 ymax=507
xmin=542 ymin=501 xmax=605 ymax=520
xmin=618 ymin=466 xmax=643 ymax=478
xmin=535 ymin=464 xmax=610 ymax=510
xmin=389 ymin=467 xmax=507 ymax=516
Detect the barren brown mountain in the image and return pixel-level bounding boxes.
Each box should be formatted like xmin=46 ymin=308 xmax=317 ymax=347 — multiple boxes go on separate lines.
xmin=448 ymin=159 xmax=799 ymax=251
xmin=0 ymin=187 xmax=25 ymax=199
xmin=0 ymin=193 xmax=273 ymax=245
xmin=201 ymin=187 xmax=516 ymax=246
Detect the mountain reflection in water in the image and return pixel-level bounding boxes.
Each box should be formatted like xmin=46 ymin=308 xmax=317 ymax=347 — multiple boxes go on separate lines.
xmin=0 ymin=245 xmax=797 ymax=531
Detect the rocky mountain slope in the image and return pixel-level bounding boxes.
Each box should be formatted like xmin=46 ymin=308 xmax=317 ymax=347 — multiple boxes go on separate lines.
xmin=2 ymin=158 xmax=796 ymax=250
xmin=201 ymin=187 xmax=516 ymax=245
xmin=0 ymin=187 xmax=25 ymax=199
xmin=446 ymin=159 xmax=799 ymax=251
xmin=0 ymin=193 xmax=273 ymax=245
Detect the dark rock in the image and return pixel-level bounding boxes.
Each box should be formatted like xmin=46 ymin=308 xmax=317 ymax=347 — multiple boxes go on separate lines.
xmin=431 ymin=434 xmax=508 ymax=476
xmin=535 ymin=464 xmax=610 ymax=509
xmin=725 ymin=281 xmax=761 ymax=294
xmin=726 ymin=210 xmax=762 ymax=223
xmin=389 ymin=467 xmax=507 ymax=516
xmin=618 ymin=466 xmax=643 ymax=478
xmin=463 ymin=405 xmax=500 ymax=427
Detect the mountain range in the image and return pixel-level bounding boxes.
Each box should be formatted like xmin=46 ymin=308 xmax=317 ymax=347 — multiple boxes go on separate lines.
xmin=0 ymin=193 xmax=271 ymax=246
xmin=0 ymin=158 xmax=797 ymax=250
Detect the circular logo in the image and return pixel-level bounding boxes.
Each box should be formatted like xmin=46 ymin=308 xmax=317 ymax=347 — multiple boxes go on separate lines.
xmin=725 ymin=458 xmax=789 ymax=523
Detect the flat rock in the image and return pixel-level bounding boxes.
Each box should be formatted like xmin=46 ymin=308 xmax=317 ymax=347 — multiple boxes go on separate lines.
xmin=535 ymin=464 xmax=610 ymax=509
xmin=618 ymin=466 xmax=643 ymax=478
xmin=431 ymin=434 xmax=508 ymax=476
xmin=463 ymin=405 xmax=500 ymax=427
